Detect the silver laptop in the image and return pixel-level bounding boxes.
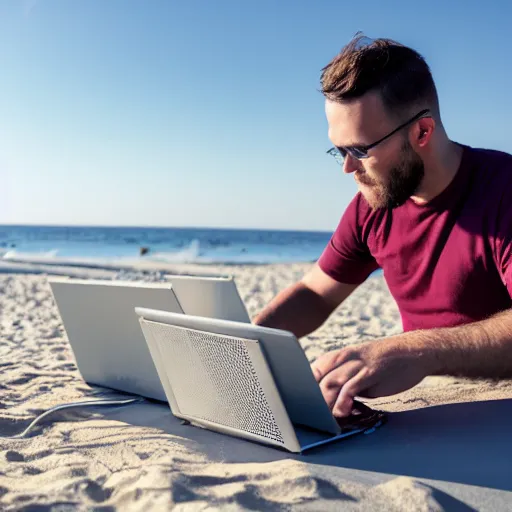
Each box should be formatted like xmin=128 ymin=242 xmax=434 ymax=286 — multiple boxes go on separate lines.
xmin=48 ymin=274 xmax=251 ymax=401
xmin=163 ymin=274 xmax=251 ymax=323
xmin=49 ymin=278 xmax=184 ymax=401
xmin=135 ymin=307 xmax=386 ymax=453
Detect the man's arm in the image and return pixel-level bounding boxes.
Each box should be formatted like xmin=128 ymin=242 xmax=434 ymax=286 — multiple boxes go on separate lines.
xmin=413 ymin=307 xmax=512 ymax=378
xmin=312 ymin=308 xmax=512 ymax=417
xmin=256 ymin=192 xmax=378 ymax=338
xmin=252 ymin=263 xmax=359 ymax=338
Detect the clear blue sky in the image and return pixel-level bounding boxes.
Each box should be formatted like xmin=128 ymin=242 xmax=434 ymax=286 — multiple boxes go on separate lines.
xmin=1 ymin=0 xmax=511 ymax=231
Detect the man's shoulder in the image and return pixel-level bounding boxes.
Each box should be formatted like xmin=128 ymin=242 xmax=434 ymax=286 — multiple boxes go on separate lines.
xmin=465 ymin=145 xmax=512 ymax=204
xmin=467 ymin=145 xmax=512 ymax=179
xmin=468 ymin=145 xmax=512 ymax=161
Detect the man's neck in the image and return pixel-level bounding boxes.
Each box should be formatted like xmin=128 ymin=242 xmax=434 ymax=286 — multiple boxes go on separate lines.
xmin=411 ymin=140 xmax=464 ymax=205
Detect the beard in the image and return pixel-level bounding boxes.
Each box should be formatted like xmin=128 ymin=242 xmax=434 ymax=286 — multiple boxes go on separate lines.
xmin=357 ymin=140 xmax=425 ymax=210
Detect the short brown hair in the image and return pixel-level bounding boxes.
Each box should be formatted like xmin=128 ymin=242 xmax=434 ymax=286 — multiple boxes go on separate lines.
xmin=321 ymin=34 xmax=439 ymax=118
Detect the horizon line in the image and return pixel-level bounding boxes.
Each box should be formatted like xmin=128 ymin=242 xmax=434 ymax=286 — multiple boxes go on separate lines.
xmin=0 ymin=222 xmax=334 ymax=234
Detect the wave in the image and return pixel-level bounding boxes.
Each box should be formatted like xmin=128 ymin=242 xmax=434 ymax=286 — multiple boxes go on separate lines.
xmin=148 ymin=240 xmax=213 ymax=264
xmin=0 ymin=249 xmax=130 ymax=271
xmin=2 ymin=249 xmax=60 ymax=261
xmin=0 ymin=241 xmax=212 ymax=268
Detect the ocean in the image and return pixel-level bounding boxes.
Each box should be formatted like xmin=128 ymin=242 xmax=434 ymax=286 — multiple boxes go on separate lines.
xmin=0 ymin=225 xmax=334 ymax=265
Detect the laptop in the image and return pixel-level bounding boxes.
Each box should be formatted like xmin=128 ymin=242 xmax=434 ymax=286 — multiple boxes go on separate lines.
xmin=135 ymin=307 xmax=386 ymax=453
xmin=163 ymin=274 xmax=251 ymax=323
xmin=48 ymin=274 xmax=251 ymax=401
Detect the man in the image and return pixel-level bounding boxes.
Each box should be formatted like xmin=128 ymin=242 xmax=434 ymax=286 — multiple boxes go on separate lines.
xmin=253 ymin=34 xmax=512 ymax=418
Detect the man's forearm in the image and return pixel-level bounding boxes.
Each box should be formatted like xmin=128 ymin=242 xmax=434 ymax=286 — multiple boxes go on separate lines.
xmin=252 ymin=282 xmax=336 ymax=339
xmin=401 ymin=308 xmax=512 ymax=379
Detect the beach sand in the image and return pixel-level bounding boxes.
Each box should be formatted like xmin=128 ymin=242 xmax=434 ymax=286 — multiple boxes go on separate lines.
xmin=1 ymin=262 xmax=512 ymax=510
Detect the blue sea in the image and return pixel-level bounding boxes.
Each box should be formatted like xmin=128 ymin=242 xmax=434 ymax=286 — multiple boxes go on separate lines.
xmin=0 ymin=225 xmax=334 ymax=265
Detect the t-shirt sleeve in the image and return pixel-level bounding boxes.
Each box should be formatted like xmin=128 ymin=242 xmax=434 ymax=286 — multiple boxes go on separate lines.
xmin=317 ymin=193 xmax=380 ymax=284
xmin=493 ymin=191 xmax=512 ymax=298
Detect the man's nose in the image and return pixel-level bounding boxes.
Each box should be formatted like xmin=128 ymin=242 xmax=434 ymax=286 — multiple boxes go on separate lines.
xmin=343 ymin=154 xmax=360 ymax=174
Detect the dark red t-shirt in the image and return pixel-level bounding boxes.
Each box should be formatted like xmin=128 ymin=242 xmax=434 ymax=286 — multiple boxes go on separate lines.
xmin=318 ymin=144 xmax=512 ymax=332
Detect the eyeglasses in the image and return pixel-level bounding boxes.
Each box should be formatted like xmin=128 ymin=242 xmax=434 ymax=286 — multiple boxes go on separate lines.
xmin=327 ymin=108 xmax=431 ymax=163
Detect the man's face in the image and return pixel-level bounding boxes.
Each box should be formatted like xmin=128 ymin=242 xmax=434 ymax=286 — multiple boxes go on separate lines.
xmin=325 ymin=92 xmax=424 ymax=209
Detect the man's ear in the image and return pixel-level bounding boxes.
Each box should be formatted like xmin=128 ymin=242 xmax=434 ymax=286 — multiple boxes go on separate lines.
xmin=415 ymin=117 xmax=435 ymax=148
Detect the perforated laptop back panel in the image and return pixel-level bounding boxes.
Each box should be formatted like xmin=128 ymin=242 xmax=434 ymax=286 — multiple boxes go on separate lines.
xmin=139 ymin=318 xmax=300 ymax=451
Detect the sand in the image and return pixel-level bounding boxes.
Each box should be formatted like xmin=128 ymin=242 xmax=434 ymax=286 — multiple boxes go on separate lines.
xmin=1 ymin=261 xmax=512 ymax=510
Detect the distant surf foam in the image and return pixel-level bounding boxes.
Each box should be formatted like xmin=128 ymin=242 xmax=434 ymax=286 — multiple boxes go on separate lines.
xmin=149 ymin=239 xmax=205 ymax=263
xmin=2 ymin=249 xmax=60 ymax=261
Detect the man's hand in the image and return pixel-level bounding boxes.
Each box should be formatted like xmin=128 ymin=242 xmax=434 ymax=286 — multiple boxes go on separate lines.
xmin=311 ymin=337 xmax=432 ymax=417
xmin=312 ymin=307 xmax=512 ymax=417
